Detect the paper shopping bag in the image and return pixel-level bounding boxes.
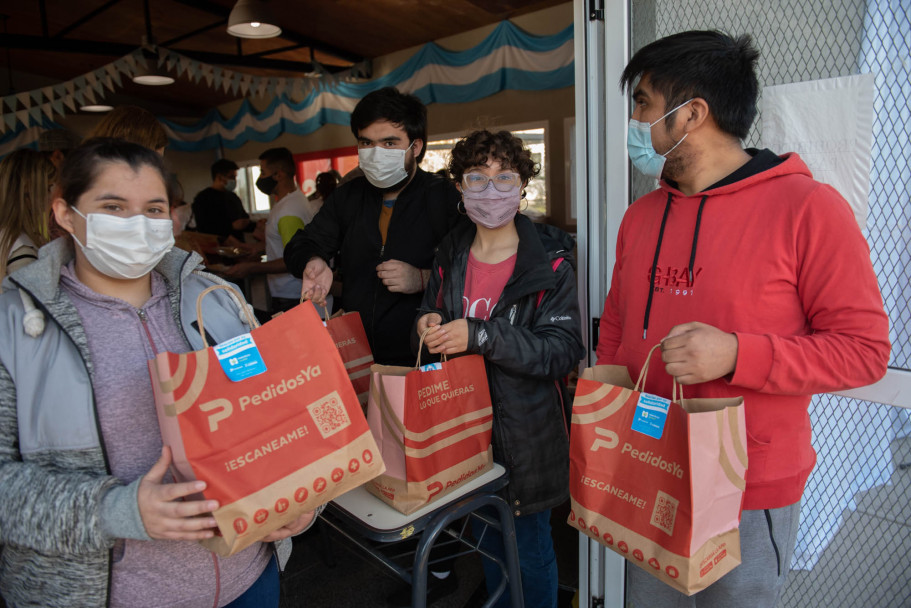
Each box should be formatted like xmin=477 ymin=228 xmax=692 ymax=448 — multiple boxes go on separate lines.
xmin=567 ymin=345 xmax=747 ymax=595
xmin=150 ymin=285 xmax=385 ymax=556
xmin=321 ymin=307 xmax=374 ymax=409
xmin=365 ymin=352 xmax=494 ymax=514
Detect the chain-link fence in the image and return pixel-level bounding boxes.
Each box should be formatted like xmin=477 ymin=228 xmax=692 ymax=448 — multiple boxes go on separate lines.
xmin=630 ymin=1 xmax=911 ymax=606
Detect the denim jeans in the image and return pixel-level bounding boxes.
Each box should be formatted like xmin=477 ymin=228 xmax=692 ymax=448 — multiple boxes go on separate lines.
xmin=224 ymin=555 xmax=280 ymax=608
xmin=473 ymin=508 xmax=558 ymax=608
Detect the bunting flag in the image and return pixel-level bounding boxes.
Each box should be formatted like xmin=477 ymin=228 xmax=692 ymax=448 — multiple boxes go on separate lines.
xmin=0 ymin=20 xmax=574 ymax=155
xmin=162 ymin=20 xmax=574 ymax=151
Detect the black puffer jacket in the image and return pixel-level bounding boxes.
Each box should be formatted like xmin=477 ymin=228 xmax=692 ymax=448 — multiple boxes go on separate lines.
xmin=284 ymin=169 xmax=464 ymax=365
xmin=416 ymin=215 xmax=585 ymax=515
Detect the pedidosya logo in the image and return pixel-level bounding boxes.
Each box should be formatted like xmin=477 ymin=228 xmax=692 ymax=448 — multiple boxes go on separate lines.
xmin=195 ymin=365 xmax=324 ymax=432
xmin=589 ymin=425 xmax=684 ymax=479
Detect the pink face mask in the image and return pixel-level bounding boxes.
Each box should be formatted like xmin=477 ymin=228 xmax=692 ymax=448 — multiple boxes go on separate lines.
xmin=462 ymin=183 xmax=520 ymax=229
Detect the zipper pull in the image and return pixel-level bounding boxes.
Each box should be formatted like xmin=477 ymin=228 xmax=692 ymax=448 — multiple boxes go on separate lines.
xmin=137 ymin=309 xmax=158 ymax=352
xmin=379 ymin=244 xmax=385 ymax=258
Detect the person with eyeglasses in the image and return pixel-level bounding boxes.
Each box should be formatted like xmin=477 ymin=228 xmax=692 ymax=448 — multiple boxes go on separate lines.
xmin=415 ymin=129 xmax=585 ymax=608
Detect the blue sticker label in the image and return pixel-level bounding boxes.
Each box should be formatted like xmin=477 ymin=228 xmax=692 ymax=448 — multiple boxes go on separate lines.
xmin=419 ymin=362 xmax=442 ymax=372
xmin=631 ymin=392 xmax=671 ymax=439
xmin=213 ymin=333 xmax=267 ymax=382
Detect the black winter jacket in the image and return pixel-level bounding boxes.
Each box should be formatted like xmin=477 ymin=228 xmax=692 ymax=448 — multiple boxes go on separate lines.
xmin=284 ymin=169 xmax=464 ymax=366
xmin=416 ymin=215 xmax=585 ymax=515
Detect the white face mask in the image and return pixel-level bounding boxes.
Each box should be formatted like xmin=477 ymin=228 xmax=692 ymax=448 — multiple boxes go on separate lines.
xmin=71 ymin=208 xmax=174 ymax=279
xmin=358 ymin=142 xmax=414 ymax=189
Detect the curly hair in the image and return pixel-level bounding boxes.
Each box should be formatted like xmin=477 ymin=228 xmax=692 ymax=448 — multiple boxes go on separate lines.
xmin=448 ymin=130 xmax=540 ymax=184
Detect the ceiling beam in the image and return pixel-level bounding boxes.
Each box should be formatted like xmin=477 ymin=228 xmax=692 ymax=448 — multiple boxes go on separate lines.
xmin=168 ymin=0 xmax=362 ymax=64
xmin=55 ymin=0 xmax=125 ymax=39
xmin=39 ymin=0 xmax=49 ymax=37
xmin=246 ymin=43 xmax=308 ymax=59
xmin=161 ymin=18 xmax=227 ymax=47
xmin=1 ymin=34 xmax=351 ymax=73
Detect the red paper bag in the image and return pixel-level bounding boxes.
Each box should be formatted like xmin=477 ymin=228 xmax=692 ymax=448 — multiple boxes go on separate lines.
xmin=568 ymin=345 xmax=747 ymax=595
xmin=150 ymin=286 xmax=385 ymax=556
xmin=322 ymin=307 xmax=374 ymax=408
xmin=365 ymin=354 xmax=494 ymax=514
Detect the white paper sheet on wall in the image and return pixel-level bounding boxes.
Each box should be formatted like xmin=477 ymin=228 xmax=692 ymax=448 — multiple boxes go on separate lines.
xmin=761 ymin=73 xmax=875 ymax=230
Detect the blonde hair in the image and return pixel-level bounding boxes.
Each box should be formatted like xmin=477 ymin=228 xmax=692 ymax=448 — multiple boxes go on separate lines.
xmin=0 ymin=149 xmax=56 ymax=278
xmin=89 ymin=105 xmax=168 ymax=151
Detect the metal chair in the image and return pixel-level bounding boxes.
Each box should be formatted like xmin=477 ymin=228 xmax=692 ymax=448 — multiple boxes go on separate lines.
xmin=321 ymin=463 xmax=524 ymax=608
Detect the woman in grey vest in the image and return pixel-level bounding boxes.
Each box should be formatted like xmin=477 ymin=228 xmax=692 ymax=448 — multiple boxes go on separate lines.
xmin=0 ymin=138 xmax=315 ymax=608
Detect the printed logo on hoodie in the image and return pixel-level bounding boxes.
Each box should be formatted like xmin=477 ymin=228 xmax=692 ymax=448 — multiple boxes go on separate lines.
xmin=647 ymin=265 xmax=702 ymax=297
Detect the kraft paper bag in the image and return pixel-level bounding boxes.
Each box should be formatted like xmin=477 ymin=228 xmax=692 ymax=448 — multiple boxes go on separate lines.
xmin=568 ymin=345 xmax=747 ymax=595
xmin=321 ymin=307 xmax=374 ymax=409
xmin=365 ymin=349 xmax=494 ymax=515
xmin=150 ymin=285 xmax=385 ymax=556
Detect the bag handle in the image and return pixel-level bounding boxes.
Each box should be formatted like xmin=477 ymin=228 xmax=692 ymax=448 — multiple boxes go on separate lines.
xmin=299 ymin=278 xmax=330 ymax=323
xmin=633 ymin=344 xmax=661 ymax=392
xmin=195 ymin=284 xmax=259 ymax=348
xmin=416 ymin=327 xmax=448 ymax=370
xmin=636 ymin=343 xmax=686 ymax=405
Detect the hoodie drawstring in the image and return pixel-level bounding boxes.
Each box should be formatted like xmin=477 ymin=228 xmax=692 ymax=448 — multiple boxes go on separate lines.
xmin=643 ymin=192 xmax=673 ymax=340
xmin=642 ymin=193 xmax=709 ymax=340
xmin=688 ymin=195 xmax=709 ymax=283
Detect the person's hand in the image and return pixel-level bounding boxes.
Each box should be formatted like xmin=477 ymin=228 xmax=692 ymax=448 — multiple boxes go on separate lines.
xmin=223 ymin=262 xmax=255 ymax=279
xmin=423 ymin=319 xmax=469 ymax=355
xmin=376 ymin=260 xmax=423 ymax=294
xmin=417 ymin=313 xmax=443 ymax=338
xmin=660 ymin=322 xmax=738 ymax=385
xmin=260 ymin=510 xmax=318 ymax=542
xmin=138 ymin=447 xmax=219 ymax=541
xmin=253 ymin=219 xmax=267 ymax=241
xmin=301 ymin=257 xmax=333 ymax=306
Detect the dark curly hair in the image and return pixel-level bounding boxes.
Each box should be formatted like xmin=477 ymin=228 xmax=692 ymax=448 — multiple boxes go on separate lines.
xmin=448 ymin=130 xmax=540 ymax=185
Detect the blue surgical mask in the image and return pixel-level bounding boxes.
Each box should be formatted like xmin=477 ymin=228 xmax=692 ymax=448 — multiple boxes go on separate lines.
xmin=627 ymin=99 xmax=693 ymax=179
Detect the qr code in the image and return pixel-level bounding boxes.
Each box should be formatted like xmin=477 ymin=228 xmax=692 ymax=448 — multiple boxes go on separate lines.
xmin=307 ymin=391 xmax=351 ymax=439
xmin=651 ymin=490 xmax=679 ymax=536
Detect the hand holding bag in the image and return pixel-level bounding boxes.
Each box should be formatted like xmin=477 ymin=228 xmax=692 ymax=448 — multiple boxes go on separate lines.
xmin=149 ymin=285 xmax=385 ymax=556
xmin=365 ymin=330 xmax=494 ymax=514
xmin=568 ymin=344 xmax=747 ymax=595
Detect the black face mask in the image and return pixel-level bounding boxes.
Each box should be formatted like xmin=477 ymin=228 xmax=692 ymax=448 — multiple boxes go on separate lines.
xmin=256 ymin=174 xmax=278 ymax=195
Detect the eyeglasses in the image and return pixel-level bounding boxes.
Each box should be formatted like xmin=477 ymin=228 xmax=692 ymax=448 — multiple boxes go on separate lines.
xmin=461 ymin=172 xmax=521 ymax=193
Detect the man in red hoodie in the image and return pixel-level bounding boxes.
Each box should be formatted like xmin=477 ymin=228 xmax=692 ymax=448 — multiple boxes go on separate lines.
xmin=597 ymin=30 xmax=890 ymax=607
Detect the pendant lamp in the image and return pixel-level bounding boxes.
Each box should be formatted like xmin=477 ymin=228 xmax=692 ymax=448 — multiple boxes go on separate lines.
xmin=227 ymin=0 xmax=282 ymax=39
xmin=132 ymin=44 xmax=175 ymax=86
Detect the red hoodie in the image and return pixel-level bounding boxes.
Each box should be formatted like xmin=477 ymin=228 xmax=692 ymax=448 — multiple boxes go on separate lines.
xmin=597 ymin=151 xmax=890 ymax=510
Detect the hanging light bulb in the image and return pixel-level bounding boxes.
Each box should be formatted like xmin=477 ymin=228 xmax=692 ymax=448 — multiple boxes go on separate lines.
xmin=227 ymin=0 xmax=282 ymax=39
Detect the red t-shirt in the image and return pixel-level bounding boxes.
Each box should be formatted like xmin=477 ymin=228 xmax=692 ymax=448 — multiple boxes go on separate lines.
xmin=462 ymin=251 xmax=517 ymax=320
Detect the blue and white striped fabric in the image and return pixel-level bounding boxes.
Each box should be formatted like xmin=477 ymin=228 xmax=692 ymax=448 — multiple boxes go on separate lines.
xmin=162 ymin=21 xmax=574 ymax=152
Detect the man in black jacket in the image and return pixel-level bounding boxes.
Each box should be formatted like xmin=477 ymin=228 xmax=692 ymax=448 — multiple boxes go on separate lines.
xmin=284 ymin=87 xmax=463 ymax=366
xmin=192 ymin=158 xmax=253 ymax=242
